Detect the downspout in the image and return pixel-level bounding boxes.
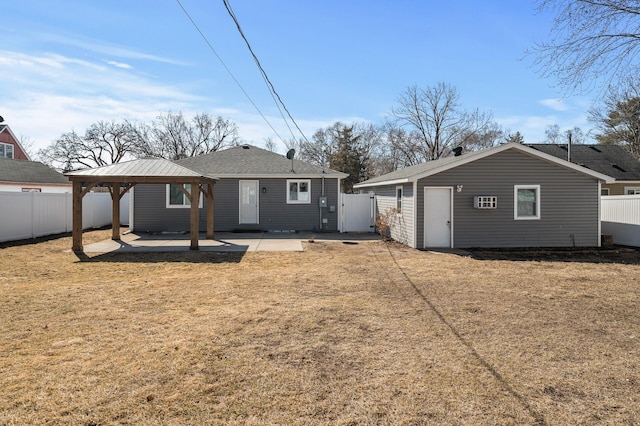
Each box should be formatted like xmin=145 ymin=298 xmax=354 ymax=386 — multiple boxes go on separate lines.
xmin=319 ymin=148 xmax=326 ymax=231
xmin=413 ymin=180 xmax=418 ymax=248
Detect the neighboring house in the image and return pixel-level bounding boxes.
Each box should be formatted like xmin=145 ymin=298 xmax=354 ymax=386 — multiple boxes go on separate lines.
xmin=131 ymin=145 xmax=348 ymax=233
xmin=527 ymin=143 xmax=640 ymax=195
xmin=354 ymin=142 xmax=614 ymax=249
xmin=0 ymin=125 xmax=31 ymax=160
xmin=0 ymin=158 xmax=71 ymax=192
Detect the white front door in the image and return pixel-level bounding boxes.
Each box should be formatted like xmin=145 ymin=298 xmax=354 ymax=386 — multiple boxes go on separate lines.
xmin=424 ymin=187 xmax=452 ymax=248
xmin=239 ymin=180 xmax=259 ymax=224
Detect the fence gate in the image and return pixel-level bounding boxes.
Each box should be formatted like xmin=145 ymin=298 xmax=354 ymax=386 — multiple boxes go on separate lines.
xmin=340 ymin=193 xmax=375 ymax=232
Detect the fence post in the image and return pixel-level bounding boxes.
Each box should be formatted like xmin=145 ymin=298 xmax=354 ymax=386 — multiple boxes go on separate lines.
xmin=30 ymin=191 xmax=36 ymax=239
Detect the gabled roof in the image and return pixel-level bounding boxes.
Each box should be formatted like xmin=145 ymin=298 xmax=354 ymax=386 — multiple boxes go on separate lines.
xmin=0 ymin=158 xmax=70 ymax=185
xmin=527 ymin=144 xmax=640 ymax=181
xmin=175 ymin=144 xmax=348 ymax=178
xmin=65 ymin=158 xmax=218 ymax=183
xmin=354 ymin=142 xmax=614 ymax=188
xmin=0 ymin=125 xmax=32 ymax=160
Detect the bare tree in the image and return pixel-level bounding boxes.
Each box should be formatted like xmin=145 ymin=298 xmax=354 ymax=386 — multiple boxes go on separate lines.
xmin=135 ymin=111 xmax=241 ymax=160
xmin=565 ymin=127 xmax=587 ymax=144
xmin=390 ymin=83 xmax=498 ymax=163
xmin=531 ymin=0 xmax=640 ymax=92
xmin=18 ymin=135 xmax=36 ymax=159
xmin=544 ymin=124 xmax=562 ymax=144
xmin=589 ymin=78 xmax=640 ymax=157
xmin=263 ymin=137 xmax=277 ymax=152
xmin=38 ymin=120 xmax=139 ymax=171
xmin=544 ymin=124 xmax=588 ymax=144
xmin=461 ymin=121 xmax=504 ymax=151
xmin=380 ymin=122 xmax=423 ymax=169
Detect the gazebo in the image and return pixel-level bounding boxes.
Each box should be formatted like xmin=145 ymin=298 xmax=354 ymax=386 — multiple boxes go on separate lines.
xmin=65 ymin=159 xmax=218 ymax=251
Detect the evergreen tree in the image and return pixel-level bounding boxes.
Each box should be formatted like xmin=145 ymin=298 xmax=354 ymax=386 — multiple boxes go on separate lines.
xmin=327 ymin=125 xmax=368 ymax=193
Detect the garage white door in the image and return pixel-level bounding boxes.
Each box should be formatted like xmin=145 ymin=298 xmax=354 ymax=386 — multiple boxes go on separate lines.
xmin=424 ymin=187 xmax=452 ymax=248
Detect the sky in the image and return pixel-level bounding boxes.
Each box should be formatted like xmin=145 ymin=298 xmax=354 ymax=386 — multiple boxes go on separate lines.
xmin=1 ymin=0 xmax=595 ymax=156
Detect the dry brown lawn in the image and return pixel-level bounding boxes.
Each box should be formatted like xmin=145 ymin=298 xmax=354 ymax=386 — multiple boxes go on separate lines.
xmin=1 ymin=230 xmax=639 ymax=425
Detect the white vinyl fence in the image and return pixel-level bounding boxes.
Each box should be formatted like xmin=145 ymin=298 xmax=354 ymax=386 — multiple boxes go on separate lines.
xmin=601 ymin=195 xmax=640 ymax=247
xmin=340 ymin=192 xmax=376 ymax=232
xmin=0 ymin=191 xmax=130 ymax=243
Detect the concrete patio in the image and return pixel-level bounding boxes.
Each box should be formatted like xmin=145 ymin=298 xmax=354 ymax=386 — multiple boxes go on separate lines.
xmin=82 ymin=231 xmax=380 ymax=253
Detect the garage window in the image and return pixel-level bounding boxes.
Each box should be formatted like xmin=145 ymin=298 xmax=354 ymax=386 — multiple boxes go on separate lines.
xmin=514 ymin=185 xmax=540 ymax=220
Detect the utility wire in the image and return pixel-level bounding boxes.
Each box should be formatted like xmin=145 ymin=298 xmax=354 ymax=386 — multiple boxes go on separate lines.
xmin=175 ymin=0 xmax=287 ymax=144
xmin=222 ymin=0 xmax=311 ymax=144
xmin=222 ymin=0 xmax=297 ymax=142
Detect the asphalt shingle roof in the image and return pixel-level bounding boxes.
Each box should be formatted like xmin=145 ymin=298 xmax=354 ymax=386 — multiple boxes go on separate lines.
xmin=355 ymin=148 xmax=488 ymax=186
xmin=527 ymin=144 xmax=640 ymax=181
xmin=0 ymin=158 xmax=70 ymax=184
xmin=356 ymin=142 xmax=615 ymax=188
xmin=175 ymin=145 xmax=347 ymax=177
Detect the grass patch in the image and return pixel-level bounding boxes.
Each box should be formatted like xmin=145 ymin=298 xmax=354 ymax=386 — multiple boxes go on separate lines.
xmin=1 ymin=230 xmax=639 ymax=424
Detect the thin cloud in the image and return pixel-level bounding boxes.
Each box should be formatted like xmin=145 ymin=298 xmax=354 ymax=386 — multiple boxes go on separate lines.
xmin=1 ymin=50 xmax=203 ymax=150
xmin=107 ymin=60 xmax=133 ymax=69
xmin=539 ymin=98 xmax=569 ymax=112
xmin=41 ymin=32 xmax=190 ymax=66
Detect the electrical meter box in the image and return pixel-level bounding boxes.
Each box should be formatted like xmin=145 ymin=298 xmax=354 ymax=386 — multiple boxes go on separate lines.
xmin=318 ymin=196 xmax=328 ymax=207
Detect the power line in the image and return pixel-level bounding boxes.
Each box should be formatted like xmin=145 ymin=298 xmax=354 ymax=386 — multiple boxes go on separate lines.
xmin=174 ymin=0 xmax=287 ymax=144
xmin=222 ymin=0 xmax=297 ymax=142
xmin=222 ymin=0 xmax=311 ymax=144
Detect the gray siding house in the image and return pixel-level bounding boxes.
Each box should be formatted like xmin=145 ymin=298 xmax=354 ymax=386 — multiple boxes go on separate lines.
xmin=354 ymin=143 xmax=614 ymax=249
xmin=132 ymin=145 xmax=347 ymax=233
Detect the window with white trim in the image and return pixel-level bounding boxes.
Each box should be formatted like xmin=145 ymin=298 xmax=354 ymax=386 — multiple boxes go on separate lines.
xmin=514 ymin=185 xmax=540 ymax=220
xmin=0 ymin=142 xmax=14 ymax=159
xmin=601 ymin=188 xmax=610 ymax=196
xmin=166 ymin=184 xmax=202 ymax=208
xmin=624 ymin=187 xmax=640 ymax=195
xmin=396 ymin=186 xmax=403 ymax=213
xmin=287 ymin=179 xmax=310 ymax=204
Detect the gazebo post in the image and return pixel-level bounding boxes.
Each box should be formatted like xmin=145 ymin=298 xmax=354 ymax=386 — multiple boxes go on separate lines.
xmin=206 ymin=183 xmax=214 ymax=239
xmin=72 ymin=180 xmax=84 ymax=251
xmin=190 ymin=181 xmax=200 ymax=250
xmin=111 ymin=182 xmax=121 ymax=240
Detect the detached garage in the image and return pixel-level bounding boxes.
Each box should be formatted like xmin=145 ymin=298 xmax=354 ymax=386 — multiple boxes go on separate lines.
xmin=354 ymin=143 xmax=614 ymax=249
